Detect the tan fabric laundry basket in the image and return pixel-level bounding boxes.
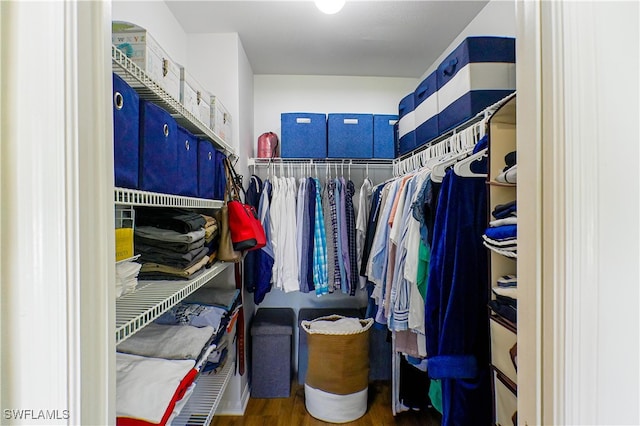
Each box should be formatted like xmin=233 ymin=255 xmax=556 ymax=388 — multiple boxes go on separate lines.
xmin=301 ymin=315 xmax=373 ymax=423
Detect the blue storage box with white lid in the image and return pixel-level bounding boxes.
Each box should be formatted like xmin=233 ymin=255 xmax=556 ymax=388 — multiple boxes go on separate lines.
xmin=437 ymin=36 xmax=516 ymax=134
xmin=281 ymin=113 xmax=327 ymax=158
xmin=175 ymin=126 xmax=199 ymax=198
xmin=397 ymin=93 xmax=416 ymax=155
xmin=373 ymin=114 xmax=398 ymax=159
xmin=139 ymin=100 xmax=178 ymax=194
xmin=328 ymin=113 xmax=373 ymax=158
xmin=413 ymin=71 xmax=438 ymax=147
xmin=112 ymin=73 xmax=139 ymax=189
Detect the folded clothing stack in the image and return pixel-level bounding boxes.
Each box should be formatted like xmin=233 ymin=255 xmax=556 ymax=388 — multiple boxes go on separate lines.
xmin=495 ymin=150 xmax=517 ymax=184
xmin=116 ymin=258 xmax=142 ymax=298
xmin=488 ymin=274 xmax=518 ymax=324
xmin=116 ymin=323 xmax=217 ymax=426
xmin=134 ymin=207 xmax=212 ymax=281
xmin=116 ymin=352 xmax=198 ymax=426
xmin=483 ymin=200 xmax=517 ymax=258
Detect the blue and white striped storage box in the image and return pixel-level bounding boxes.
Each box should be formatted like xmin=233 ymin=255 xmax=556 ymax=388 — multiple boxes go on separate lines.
xmin=397 ymin=93 xmax=416 ymax=155
xmin=413 ymin=71 xmax=438 ymax=148
xmin=437 ymin=36 xmax=516 ymax=134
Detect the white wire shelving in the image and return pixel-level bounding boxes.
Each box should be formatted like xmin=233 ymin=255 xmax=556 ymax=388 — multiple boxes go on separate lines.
xmin=115 ymin=262 xmax=231 ymax=345
xmin=114 ymin=187 xmax=222 ymax=209
xmin=172 ymin=361 xmax=235 ymax=426
xmin=111 ymin=45 xmax=236 ymax=157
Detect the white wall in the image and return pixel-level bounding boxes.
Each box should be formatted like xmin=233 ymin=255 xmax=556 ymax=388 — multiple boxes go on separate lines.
xmin=186 ymin=32 xmax=255 ymax=415
xmin=253 ymin=74 xmax=417 ymax=156
xmin=112 ymin=0 xmax=188 ymax=65
xmin=420 ymin=0 xmax=516 ymax=79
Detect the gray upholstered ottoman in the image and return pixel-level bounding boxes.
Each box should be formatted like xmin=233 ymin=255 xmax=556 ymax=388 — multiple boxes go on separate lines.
xmin=297 ymin=308 xmax=362 ymax=384
xmin=250 ymin=308 xmax=295 ymax=398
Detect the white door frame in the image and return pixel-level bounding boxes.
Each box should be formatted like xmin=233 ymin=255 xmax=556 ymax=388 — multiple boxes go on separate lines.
xmin=518 ymin=1 xmax=640 ymax=424
xmin=0 ymin=1 xmax=113 ymax=424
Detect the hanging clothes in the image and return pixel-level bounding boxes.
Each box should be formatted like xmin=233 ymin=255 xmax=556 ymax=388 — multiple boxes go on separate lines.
xmin=254 ymin=180 xmax=274 ymax=304
xmin=270 ymin=176 xmax=299 ymax=293
xmin=425 ymin=158 xmax=491 ymax=425
xmin=312 ymin=178 xmax=329 ymax=296
xmin=244 ymin=175 xmax=263 ymax=294
xmin=322 ymin=178 xmax=336 ymax=293
xmin=304 ymin=177 xmax=317 ymax=292
xmin=344 ymin=179 xmax=358 ymax=295
xmin=327 ymin=178 xmax=341 ymax=292
xmin=356 ymin=178 xmax=373 ymax=289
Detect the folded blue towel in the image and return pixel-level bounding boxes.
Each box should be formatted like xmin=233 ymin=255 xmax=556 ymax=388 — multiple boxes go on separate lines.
xmin=484 ymin=224 xmax=517 ymax=241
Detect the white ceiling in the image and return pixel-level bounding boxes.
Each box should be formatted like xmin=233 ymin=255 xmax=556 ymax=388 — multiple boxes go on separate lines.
xmin=165 ymin=0 xmax=489 ymax=78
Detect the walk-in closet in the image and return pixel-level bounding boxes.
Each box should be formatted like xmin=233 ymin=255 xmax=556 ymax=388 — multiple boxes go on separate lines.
xmin=0 ymin=1 xmax=638 ymax=426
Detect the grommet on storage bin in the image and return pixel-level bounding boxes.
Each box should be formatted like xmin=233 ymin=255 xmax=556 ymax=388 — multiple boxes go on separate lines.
xmin=114 ymin=92 xmax=124 ymax=110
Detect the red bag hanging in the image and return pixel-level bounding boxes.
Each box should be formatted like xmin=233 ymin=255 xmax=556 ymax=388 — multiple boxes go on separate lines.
xmin=224 ymin=158 xmax=266 ymax=251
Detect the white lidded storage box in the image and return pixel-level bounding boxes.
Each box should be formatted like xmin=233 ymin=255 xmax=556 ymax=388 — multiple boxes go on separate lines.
xmin=210 ymin=96 xmax=232 ymax=145
xmin=179 ymin=68 xmax=212 ymax=127
xmin=112 ymin=21 xmax=181 ymax=101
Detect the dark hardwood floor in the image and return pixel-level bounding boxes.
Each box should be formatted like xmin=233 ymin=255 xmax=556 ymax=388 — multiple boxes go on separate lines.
xmin=211 ymin=381 xmax=441 ymax=426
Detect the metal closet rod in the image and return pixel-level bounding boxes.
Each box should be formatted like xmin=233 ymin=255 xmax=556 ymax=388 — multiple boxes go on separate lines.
xmin=247 ymin=158 xmax=393 ymax=168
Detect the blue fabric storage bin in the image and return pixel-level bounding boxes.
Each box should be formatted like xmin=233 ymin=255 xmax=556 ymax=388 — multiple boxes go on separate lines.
xmin=197 ymin=139 xmax=216 ymax=199
xmin=437 ymin=36 xmax=516 ymax=134
xmin=175 ymin=126 xmax=199 ymax=198
xmin=327 ymin=113 xmax=373 ymax=158
xmin=397 ymin=93 xmax=416 ymax=155
xmin=373 ymin=114 xmax=398 ymax=159
xmin=281 ymin=113 xmax=327 ymax=158
xmin=139 ymin=100 xmax=178 ymax=194
xmin=112 ymin=73 xmax=139 ymax=189
xmin=212 ymin=150 xmax=227 ymax=201
xmin=413 ymin=71 xmax=438 ymax=147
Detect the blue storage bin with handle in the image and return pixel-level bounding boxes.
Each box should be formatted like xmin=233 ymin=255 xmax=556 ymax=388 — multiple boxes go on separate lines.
xmin=373 ymin=114 xmax=398 ymax=159
xmin=197 ymin=139 xmax=215 ymax=199
xmin=281 ymin=113 xmax=327 ymax=158
xmin=175 ymin=126 xmax=199 ymax=197
xmin=112 ymin=73 xmax=139 ymax=189
xmin=139 ymin=100 xmax=178 ymax=194
xmin=328 ymin=113 xmax=374 ymax=158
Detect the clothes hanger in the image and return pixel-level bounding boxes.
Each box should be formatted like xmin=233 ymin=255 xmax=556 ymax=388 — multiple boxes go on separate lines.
xmin=453 ymin=147 xmax=488 ymax=178
xmin=431 ymin=135 xmax=472 ymax=183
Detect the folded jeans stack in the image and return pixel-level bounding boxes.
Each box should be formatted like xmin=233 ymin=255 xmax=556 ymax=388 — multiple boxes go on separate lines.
xmin=134 ymin=208 xmax=216 ymax=280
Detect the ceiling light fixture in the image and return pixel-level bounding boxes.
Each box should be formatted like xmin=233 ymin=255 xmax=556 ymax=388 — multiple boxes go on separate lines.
xmin=315 ymin=0 xmax=345 ymax=15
